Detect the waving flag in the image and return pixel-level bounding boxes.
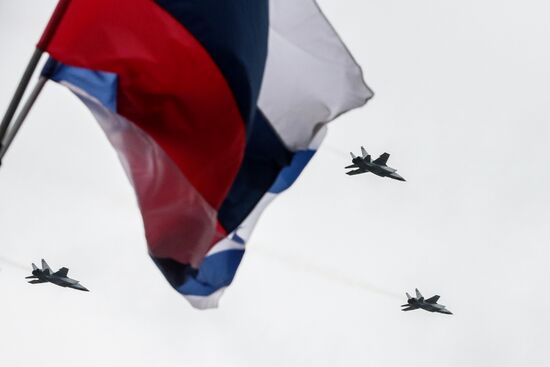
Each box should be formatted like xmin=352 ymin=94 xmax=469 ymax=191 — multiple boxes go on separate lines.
xmin=41 ymin=0 xmax=372 ymax=308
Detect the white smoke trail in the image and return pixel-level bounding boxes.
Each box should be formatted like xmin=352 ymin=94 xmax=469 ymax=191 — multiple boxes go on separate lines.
xmin=249 ymin=245 xmax=401 ymax=300
xmin=322 ymin=143 xmax=349 ymax=157
xmin=0 ymin=256 xmax=29 ymax=272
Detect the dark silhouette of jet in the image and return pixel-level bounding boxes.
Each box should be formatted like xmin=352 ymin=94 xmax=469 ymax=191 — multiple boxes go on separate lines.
xmin=345 ymin=146 xmax=405 ymax=181
xmin=401 ymin=288 xmax=452 ymax=314
xmin=26 ymin=259 xmax=89 ymax=292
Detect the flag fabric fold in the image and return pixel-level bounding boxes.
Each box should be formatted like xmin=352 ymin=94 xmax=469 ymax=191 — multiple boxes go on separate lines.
xmin=41 ymin=0 xmax=373 ymax=308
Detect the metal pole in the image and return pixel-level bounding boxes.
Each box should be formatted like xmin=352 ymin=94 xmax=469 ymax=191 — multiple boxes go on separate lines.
xmin=0 ymin=77 xmax=48 ymax=165
xmin=0 ymin=48 xmax=43 ymax=144
xmin=0 ymin=0 xmax=71 ymax=166
xmin=0 ymin=0 xmax=71 ymax=143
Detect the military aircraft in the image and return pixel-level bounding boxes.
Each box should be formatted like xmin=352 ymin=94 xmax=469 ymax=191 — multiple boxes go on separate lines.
xmin=401 ymin=288 xmax=452 ymax=314
xmin=345 ymin=146 xmax=405 ymax=181
xmin=26 ymin=259 xmax=89 ymax=292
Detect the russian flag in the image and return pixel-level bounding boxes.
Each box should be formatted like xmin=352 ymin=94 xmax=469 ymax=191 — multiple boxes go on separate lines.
xmin=41 ymin=0 xmax=373 ymax=308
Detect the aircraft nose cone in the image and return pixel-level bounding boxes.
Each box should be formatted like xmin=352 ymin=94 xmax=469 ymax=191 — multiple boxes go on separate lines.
xmin=389 ymin=173 xmax=406 ymax=181
xmin=73 ymin=284 xmax=89 ymax=292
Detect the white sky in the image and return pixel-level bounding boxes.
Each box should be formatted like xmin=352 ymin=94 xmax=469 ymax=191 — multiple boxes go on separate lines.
xmin=1 ymin=1 xmax=550 ymax=366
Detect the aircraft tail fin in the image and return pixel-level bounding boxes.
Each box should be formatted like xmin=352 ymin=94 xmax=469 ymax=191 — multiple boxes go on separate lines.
xmin=32 ymin=263 xmax=38 ymax=271
xmin=350 ymin=152 xmax=357 ymax=159
xmin=373 ymin=153 xmax=390 ymax=166
xmin=54 ymin=267 xmax=69 ymax=278
xmin=406 ymin=292 xmax=412 ymax=300
xmin=41 ymin=259 xmax=52 ymax=274
xmin=361 ymin=146 xmax=368 ymax=159
xmin=415 ymin=288 xmax=423 ymax=300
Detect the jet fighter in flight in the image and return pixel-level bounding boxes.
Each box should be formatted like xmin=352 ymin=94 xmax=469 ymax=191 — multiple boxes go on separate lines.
xmin=345 ymin=146 xmax=405 ymax=181
xmin=26 ymin=259 xmax=89 ymax=292
xmin=401 ymin=288 xmax=452 ymax=314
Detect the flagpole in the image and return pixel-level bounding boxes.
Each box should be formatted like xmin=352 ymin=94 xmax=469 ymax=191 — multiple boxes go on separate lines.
xmin=0 ymin=0 xmax=71 ymax=165
xmin=0 ymin=78 xmax=48 ymax=163
xmin=0 ymin=50 xmax=43 ymax=146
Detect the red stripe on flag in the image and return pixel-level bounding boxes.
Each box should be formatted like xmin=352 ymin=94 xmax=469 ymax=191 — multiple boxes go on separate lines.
xmin=45 ymin=0 xmax=246 ymax=210
xmin=37 ymin=0 xmax=72 ymax=50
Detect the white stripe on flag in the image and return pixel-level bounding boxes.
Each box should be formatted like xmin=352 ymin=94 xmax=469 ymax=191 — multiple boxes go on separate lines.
xmin=259 ymin=0 xmax=373 ymax=151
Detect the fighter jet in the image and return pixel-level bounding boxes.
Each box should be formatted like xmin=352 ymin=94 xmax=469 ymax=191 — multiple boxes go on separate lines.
xmin=345 ymin=146 xmax=405 ymax=181
xmin=401 ymin=288 xmax=452 ymax=314
xmin=26 ymin=259 xmax=89 ymax=292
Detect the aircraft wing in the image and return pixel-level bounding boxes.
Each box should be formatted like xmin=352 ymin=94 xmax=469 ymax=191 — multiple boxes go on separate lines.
xmin=53 ymin=267 xmax=69 ymax=278
xmin=346 ymin=169 xmax=364 ymax=176
xmin=401 ymin=306 xmax=418 ymax=311
xmin=28 ymin=279 xmax=47 ymax=284
xmin=425 ymin=295 xmax=440 ymax=304
xmin=345 ymin=164 xmax=357 ymax=169
xmin=373 ymin=152 xmax=390 ymax=166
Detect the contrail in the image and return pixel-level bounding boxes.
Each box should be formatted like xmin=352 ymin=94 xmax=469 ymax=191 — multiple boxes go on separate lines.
xmin=0 ymin=256 xmax=29 ymax=271
xmin=322 ymin=144 xmax=349 ymax=157
xmin=249 ymin=245 xmax=401 ymax=300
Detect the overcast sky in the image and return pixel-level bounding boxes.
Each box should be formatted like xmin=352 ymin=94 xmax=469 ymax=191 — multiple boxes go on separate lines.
xmin=1 ymin=1 xmax=550 ymax=366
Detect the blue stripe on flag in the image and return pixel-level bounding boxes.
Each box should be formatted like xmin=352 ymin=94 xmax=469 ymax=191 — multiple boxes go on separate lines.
xmin=176 ymin=249 xmax=245 ymax=297
xmin=155 ymin=0 xmax=269 ymax=127
xmin=169 ymin=149 xmax=318 ymax=300
xmin=44 ymin=59 xmax=118 ymax=112
xmin=269 ymin=150 xmax=316 ymax=194
xmin=218 ymin=111 xmax=292 ymax=232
